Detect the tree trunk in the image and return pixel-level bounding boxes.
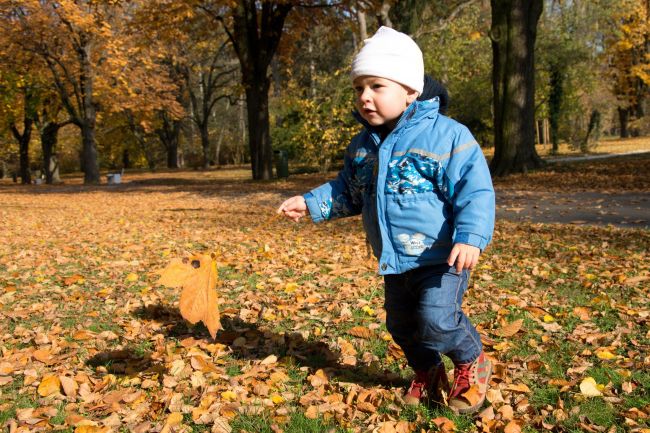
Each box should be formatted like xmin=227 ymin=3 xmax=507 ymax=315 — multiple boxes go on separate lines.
xmin=244 ymin=81 xmax=273 ymax=179
xmin=489 ymin=0 xmax=544 ymax=176
xmin=200 ymin=121 xmax=210 ymax=169
xmin=548 ymin=62 xmax=563 ymax=155
xmin=10 ymin=119 xmax=33 ymax=185
xmin=356 ymin=2 xmax=368 ymax=41
xmin=618 ymin=107 xmax=629 ymax=138
xmin=79 ymin=39 xmax=100 ymax=184
xmin=158 ymin=112 xmax=181 ymax=168
xmin=229 ymin=0 xmax=292 ymax=180
xmin=40 ymin=122 xmax=62 ymax=184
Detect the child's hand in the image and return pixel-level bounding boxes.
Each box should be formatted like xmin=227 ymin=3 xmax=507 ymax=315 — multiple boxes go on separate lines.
xmin=277 ymin=195 xmax=309 ymax=222
xmin=447 ymin=243 xmax=480 ymax=273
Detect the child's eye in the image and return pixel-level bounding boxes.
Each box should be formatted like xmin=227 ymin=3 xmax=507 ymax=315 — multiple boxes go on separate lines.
xmin=372 ymin=84 xmax=383 ymax=89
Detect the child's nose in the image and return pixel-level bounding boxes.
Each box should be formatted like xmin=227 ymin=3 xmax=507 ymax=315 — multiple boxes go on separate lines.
xmin=359 ymin=88 xmax=371 ymax=101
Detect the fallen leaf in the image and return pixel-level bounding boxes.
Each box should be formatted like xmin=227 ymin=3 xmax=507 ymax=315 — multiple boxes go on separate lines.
xmin=580 ymin=377 xmax=603 ymax=397
xmin=260 ymin=354 xmax=278 ymax=365
xmin=74 ymin=427 xmax=110 ymax=433
xmin=595 ymin=349 xmax=617 ymax=360
xmin=573 ymin=306 xmax=591 ymax=321
xmin=430 ymin=417 xmax=456 ymax=433
xmin=32 ymin=348 xmax=53 ymax=364
xmin=461 ymin=384 xmax=482 ymax=406
xmin=74 ymin=426 xmax=110 ymax=433
xmin=160 ymin=412 xmax=183 ymax=433
xmin=348 ymin=326 xmax=374 ymax=339
xmin=496 ymin=319 xmax=523 ymax=337
xmin=506 ymin=383 xmax=531 ymax=393
xmin=309 ymin=369 xmax=329 ymax=387
xmin=64 ymin=274 xmax=85 ymax=286
xmin=221 ymin=390 xmax=237 ymax=401
xmin=60 ymin=375 xmax=78 ymax=398
xmin=37 ymin=374 xmax=61 ymax=396
xmin=305 ymin=406 xmax=319 ymax=419
xmin=504 ymin=420 xmax=522 ymax=433
xmin=623 ymin=275 xmax=649 ymax=286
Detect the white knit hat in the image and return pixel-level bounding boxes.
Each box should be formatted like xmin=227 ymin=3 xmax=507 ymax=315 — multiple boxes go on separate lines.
xmin=351 ymin=26 xmax=424 ymax=94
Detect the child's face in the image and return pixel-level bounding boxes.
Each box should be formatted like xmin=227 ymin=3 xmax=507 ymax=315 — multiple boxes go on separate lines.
xmin=353 ymin=76 xmax=418 ymax=129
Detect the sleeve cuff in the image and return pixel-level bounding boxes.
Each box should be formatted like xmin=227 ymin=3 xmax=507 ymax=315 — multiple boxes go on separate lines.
xmin=454 ymin=232 xmax=490 ymax=251
xmin=303 ymin=192 xmax=325 ymax=223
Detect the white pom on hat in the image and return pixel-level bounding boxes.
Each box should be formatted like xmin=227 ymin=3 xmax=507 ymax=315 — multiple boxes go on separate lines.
xmin=351 ymin=26 xmax=424 ymax=94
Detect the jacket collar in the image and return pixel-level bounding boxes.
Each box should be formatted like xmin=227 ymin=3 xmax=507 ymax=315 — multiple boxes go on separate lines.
xmin=353 ymin=97 xmax=441 ymax=143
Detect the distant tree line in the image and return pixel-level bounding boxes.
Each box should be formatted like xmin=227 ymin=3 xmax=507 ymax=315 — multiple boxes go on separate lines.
xmin=0 ymin=0 xmax=647 ymax=183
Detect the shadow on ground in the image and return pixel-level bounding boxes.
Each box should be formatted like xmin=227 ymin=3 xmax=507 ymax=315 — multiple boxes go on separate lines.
xmin=132 ymin=303 xmax=407 ymax=388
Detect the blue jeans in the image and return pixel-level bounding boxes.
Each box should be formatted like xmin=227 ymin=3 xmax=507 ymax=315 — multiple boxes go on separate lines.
xmin=384 ymin=263 xmax=482 ymax=371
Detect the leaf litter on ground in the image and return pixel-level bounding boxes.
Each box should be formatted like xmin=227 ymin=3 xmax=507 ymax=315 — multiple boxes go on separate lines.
xmin=0 ymin=157 xmax=648 ymax=432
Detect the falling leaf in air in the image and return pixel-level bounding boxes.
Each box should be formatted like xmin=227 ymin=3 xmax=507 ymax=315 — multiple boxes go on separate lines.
xmin=158 ymin=254 xmax=221 ymax=339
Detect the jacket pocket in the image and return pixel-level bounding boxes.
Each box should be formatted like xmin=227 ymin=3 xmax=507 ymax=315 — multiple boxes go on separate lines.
xmin=385 ymin=192 xmax=452 ymax=257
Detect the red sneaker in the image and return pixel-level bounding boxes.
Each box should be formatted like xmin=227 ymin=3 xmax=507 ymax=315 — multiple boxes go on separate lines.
xmin=403 ymin=363 xmax=450 ymax=406
xmin=448 ymin=352 xmax=492 ymax=414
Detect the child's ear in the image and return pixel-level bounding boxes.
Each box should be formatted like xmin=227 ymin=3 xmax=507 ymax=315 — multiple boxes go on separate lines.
xmin=406 ymin=88 xmax=418 ymax=104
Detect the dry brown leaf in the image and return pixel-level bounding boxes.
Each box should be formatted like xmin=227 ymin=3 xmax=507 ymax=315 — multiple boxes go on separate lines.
xmin=498 ymin=404 xmax=514 ymax=420
xmin=478 ymin=405 xmax=495 ymax=421
xmin=32 ymin=348 xmax=53 ymax=364
xmin=37 ymin=374 xmax=61 ymax=397
xmin=74 ymin=426 xmax=110 ymax=433
xmin=357 ymin=401 xmax=376 ymax=413
xmin=496 ymin=319 xmax=523 ymax=337
xmin=504 ymin=420 xmax=522 ymax=433
xmin=309 ymin=369 xmax=329 ymax=387
xmin=304 ymin=406 xmax=319 ymax=419
xmin=430 ymin=416 xmax=456 ymax=433
xmin=624 ymin=275 xmax=649 ymax=286
xmin=158 ymin=254 xmax=221 ymax=339
xmin=461 ymin=384 xmax=482 ymax=406
xmin=0 ymin=362 xmax=13 ymax=375
xmin=573 ymin=306 xmax=591 ymax=321
xmin=505 ymin=383 xmax=531 ymax=393
xmin=348 ymin=326 xmax=374 ymax=339
xmin=160 ymin=412 xmax=184 ymax=433
xmin=59 ymin=375 xmax=78 ymax=398
xmin=260 ymin=354 xmax=278 ymax=365
xmin=374 ymin=421 xmax=415 ymax=433
xmin=64 ymin=274 xmax=84 ymax=286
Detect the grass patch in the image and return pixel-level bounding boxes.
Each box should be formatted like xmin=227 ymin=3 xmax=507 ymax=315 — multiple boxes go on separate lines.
xmin=231 ymin=410 xmax=346 ymax=433
xmin=574 ymin=398 xmax=616 ymax=427
xmin=530 ymin=384 xmax=561 ymax=409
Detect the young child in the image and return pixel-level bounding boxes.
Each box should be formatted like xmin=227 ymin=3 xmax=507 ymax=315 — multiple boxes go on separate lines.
xmin=277 ymin=26 xmax=495 ymax=414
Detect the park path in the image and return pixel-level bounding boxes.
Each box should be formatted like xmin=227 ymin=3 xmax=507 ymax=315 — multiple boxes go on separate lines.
xmin=496 ymin=151 xmax=650 ymax=229
xmin=496 ymin=190 xmax=649 ymax=229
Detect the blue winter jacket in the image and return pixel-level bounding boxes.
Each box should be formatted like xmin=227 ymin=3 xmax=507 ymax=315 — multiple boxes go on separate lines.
xmin=304 ymin=97 xmax=495 ymax=275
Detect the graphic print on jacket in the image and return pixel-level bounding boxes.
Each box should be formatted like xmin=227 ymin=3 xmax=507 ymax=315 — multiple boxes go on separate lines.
xmin=384 ymin=151 xmax=454 ymax=257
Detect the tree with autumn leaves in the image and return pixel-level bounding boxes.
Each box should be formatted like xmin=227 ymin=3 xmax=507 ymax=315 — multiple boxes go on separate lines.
xmin=1 ymin=0 xmax=648 ymax=183
xmin=606 ymin=0 xmax=650 ymax=138
xmin=1 ymin=0 xmax=181 ymax=184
